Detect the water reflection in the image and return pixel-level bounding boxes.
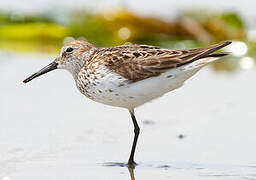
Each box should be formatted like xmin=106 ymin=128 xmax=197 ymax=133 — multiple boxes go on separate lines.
xmin=128 ymin=167 xmax=135 ymax=180
xmin=103 ymin=161 xmax=256 ymax=180
xmin=103 ymin=162 xmax=136 ymax=180
xmin=111 ymin=161 xmax=256 ymax=180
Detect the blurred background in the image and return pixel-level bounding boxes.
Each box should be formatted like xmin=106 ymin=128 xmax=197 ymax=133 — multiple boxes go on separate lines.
xmin=1 ymin=0 xmax=256 ymax=180
xmin=1 ymin=0 xmax=256 ymax=71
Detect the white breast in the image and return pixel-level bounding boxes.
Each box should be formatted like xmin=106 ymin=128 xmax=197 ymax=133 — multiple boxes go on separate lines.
xmin=76 ymin=57 xmax=218 ymax=109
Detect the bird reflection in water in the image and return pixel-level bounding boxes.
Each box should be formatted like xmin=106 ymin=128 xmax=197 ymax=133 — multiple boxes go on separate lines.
xmin=128 ymin=167 xmax=136 ymax=180
xmin=103 ymin=162 xmax=136 ymax=180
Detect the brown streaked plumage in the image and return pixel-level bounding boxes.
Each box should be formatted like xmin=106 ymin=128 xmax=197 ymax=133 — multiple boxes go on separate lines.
xmin=23 ymin=40 xmax=232 ymax=168
xmin=88 ymin=41 xmax=231 ymax=82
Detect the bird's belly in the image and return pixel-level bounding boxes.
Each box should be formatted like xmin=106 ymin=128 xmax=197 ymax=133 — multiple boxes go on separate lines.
xmin=77 ymin=64 xmax=201 ymax=109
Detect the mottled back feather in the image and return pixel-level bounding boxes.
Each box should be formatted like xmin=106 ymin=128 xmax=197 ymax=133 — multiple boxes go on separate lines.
xmin=89 ymin=41 xmax=231 ymax=82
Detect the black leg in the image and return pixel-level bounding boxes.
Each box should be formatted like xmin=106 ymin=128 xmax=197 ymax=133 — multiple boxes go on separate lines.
xmin=128 ymin=109 xmax=140 ymax=168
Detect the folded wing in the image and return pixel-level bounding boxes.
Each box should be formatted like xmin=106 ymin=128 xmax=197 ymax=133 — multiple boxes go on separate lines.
xmin=102 ymin=41 xmax=232 ymax=82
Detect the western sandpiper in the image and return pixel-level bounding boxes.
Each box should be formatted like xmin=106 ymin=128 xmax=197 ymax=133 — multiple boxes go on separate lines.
xmin=23 ymin=40 xmax=232 ymax=167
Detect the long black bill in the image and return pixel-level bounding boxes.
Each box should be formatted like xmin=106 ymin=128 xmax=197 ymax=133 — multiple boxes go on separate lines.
xmin=23 ymin=61 xmax=58 ymax=83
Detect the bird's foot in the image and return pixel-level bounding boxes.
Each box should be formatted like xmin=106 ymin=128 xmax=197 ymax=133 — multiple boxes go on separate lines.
xmin=128 ymin=160 xmax=138 ymax=168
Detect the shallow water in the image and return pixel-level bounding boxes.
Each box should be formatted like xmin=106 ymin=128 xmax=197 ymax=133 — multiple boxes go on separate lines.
xmin=0 ymin=52 xmax=256 ymax=180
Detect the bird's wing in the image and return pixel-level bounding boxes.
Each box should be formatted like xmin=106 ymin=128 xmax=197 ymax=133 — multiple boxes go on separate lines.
xmin=96 ymin=41 xmax=231 ymax=82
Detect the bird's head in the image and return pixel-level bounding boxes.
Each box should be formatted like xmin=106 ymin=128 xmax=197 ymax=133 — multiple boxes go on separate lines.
xmin=23 ymin=40 xmax=95 ymax=83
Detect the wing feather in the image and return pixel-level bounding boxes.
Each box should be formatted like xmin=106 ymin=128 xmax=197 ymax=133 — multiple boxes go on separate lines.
xmin=98 ymin=41 xmax=232 ymax=82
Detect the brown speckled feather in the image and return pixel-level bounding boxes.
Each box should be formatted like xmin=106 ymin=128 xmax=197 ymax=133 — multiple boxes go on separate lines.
xmin=92 ymin=41 xmax=231 ymax=82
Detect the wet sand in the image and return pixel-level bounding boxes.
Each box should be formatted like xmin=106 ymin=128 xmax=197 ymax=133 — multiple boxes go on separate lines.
xmin=0 ymin=52 xmax=256 ymax=179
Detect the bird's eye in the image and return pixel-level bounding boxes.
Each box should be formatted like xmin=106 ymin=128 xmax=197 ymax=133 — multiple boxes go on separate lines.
xmin=66 ymin=47 xmax=74 ymax=53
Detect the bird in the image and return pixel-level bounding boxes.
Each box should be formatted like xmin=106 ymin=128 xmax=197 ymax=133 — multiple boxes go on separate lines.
xmin=23 ymin=40 xmax=232 ymax=167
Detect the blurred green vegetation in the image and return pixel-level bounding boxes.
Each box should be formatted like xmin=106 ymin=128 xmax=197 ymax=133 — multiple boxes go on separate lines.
xmin=0 ymin=8 xmax=255 ymax=71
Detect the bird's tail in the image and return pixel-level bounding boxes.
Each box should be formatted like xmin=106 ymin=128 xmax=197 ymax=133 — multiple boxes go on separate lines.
xmin=178 ymin=40 xmax=232 ymax=67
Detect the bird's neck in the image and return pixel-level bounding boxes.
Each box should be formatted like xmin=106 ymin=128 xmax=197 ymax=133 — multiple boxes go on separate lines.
xmin=68 ymin=49 xmax=96 ymax=80
xmin=67 ymin=61 xmax=84 ymax=80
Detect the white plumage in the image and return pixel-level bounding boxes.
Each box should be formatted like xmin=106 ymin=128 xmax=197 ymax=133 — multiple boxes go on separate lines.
xmin=76 ymin=57 xmax=218 ymax=109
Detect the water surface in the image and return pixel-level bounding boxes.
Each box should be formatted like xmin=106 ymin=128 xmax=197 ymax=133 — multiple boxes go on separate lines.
xmin=0 ymin=52 xmax=256 ymax=179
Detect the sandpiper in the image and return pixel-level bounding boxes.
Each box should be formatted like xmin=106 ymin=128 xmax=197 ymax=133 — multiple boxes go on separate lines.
xmin=23 ymin=40 xmax=232 ymax=167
